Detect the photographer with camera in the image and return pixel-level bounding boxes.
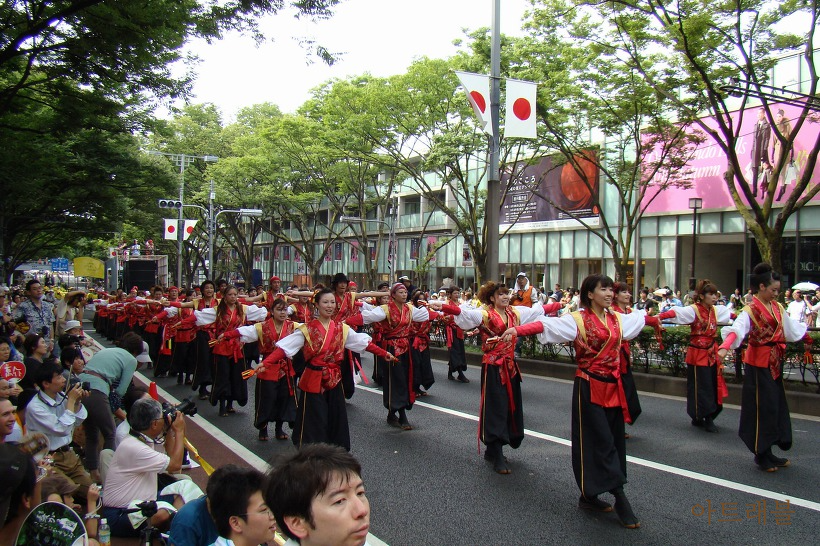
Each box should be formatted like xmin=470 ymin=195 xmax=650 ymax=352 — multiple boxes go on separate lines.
xmin=101 ymin=398 xmax=199 ymax=538
xmin=24 ymin=361 xmax=93 ymax=499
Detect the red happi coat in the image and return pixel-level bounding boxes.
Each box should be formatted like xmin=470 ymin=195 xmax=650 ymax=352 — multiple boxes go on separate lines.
xmin=197 ymin=297 xmax=219 ymax=340
xmin=296 ymin=319 xmax=349 ymax=394
xmin=686 ymin=303 xmax=719 ymax=367
xmin=743 ymin=297 xmax=787 ymax=380
xmin=213 ymin=306 xmax=247 ymax=360
xmin=571 ymin=309 xmax=633 ymax=423
xmin=255 ymin=319 xmax=296 ymax=382
xmin=377 ymin=302 xmax=414 ymax=356
xmin=332 ymin=292 xmax=358 ymax=323
xmin=263 ymin=290 xmax=286 ymax=312
xmin=143 ymin=300 xmax=164 ymax=334
xmin=411 ymin=315 xmax=434 ymax=352
xmin=477 ymin=306 xmax=523 ymax=415
xmin=289 ymin=302 xmax=312 ymax=324
xmin=174 ymin=308 xmax=197 ymax=343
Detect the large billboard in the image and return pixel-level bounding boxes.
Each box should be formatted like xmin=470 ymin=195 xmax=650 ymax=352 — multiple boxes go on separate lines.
xmin=644 ymin=103 xmax=820 ymax=213
xmin=500 ymin=155 xmax=600 ymax=231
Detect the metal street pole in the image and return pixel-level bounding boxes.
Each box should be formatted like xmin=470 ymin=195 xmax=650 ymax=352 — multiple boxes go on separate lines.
xmin=688 ymin=197 xmax=702 ymax=291
xmin=486 ymin=0 xmax=501 ymax=282
xmin=209 ymin=179 xmax=215 ymax=280
xmin=177 ymin=159 xmax=186 ymax=288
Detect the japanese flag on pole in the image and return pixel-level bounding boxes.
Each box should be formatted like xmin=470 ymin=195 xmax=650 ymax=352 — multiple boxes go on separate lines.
xmin=504 ymin=78 xmax=537 ymax=139
xmin=164 ymin=219 xmax=178 ymax=240
xmin=454 ymin=71 xmax=492 ymax=135
xmin=183 ymin=220 xmax=197 ymax=241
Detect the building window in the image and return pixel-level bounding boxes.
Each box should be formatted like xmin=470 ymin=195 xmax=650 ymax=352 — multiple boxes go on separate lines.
xmin=404 ymin=196 xmax=421 ymax=215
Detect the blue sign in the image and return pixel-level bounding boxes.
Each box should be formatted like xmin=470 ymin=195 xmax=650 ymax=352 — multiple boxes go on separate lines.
xmin=51 ymin=258 xmax=69 ymax=272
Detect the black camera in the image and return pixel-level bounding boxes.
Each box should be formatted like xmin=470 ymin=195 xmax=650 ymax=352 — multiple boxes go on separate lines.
xmin=162 ymin=398 xmax=197 ymax=423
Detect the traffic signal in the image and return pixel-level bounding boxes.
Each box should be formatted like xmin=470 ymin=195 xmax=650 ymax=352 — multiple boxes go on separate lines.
xmin=158 ymin=199 xmax=183 ymax=209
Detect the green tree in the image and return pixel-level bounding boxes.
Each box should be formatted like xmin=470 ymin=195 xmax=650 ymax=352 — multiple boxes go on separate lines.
xmin=572 ymin=0 xmax=820 ymax=271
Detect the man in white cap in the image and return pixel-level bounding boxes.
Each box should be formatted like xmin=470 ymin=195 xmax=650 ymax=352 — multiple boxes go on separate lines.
xmin=398 ymin=275 xmax=416 ymax=295
xmin=510 ymin=273 xmax=538 ymax=308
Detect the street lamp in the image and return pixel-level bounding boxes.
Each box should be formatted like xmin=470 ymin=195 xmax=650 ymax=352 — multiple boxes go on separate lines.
xmin=340 ymin=214 xmax=396 ymax=281
xmin=688 ymin=197 xmax=703 ymax=291
xmin=209 ymin=208 xmax=264 ymax=282
xmin=147 ymin=151 xmax=218 ymax=287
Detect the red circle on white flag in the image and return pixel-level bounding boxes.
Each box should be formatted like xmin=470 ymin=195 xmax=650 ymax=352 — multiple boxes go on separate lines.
xmin=470 ymin=91 xmax=487 ymax=113
xmin=186 ymin=225 xmax=194 ymax=234
xmin=167 ymin=225 xmax=175 ymax=234
xmin=513 ymin=98 xmax=531 ymax=120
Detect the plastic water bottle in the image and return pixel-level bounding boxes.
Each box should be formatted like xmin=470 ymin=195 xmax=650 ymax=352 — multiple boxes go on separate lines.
xmin=98 ymin=518 xmax=111 ymax=546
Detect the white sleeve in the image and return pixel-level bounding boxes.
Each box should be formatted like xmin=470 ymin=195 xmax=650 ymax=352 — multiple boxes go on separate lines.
xmin=783 ymin=312 xmax=809 ymax=343
xmin=359 ymin=301 xmax=376 ymax=311
xmin=411 ymin=305 xmax=433 ymax=322
xmin=715 ymin=305 xmax=733 ymax=324
xmin=243 ymin=305 xmax=268 ymax=323
xmin=194 ymin=308 xmax=217 ymax=326
xmin=533 ymin=314 xmax=579 ymax=344
xmin=515 ymin=304 xmax=545 ymax=325
xmin=720 ymin=312 xmax=751 ymax=349
xmin=620 ymin=309 xmax=649 ymax=341
xmin=236 ymin=324 xmax=260 ymax=344
xmin=452 ymin=307 xmax=484 ymax=330
xmin=358 ymin=306 xmax=387 ymax=325
xmin=663 ymin=305 xmax=696 ymax=325
xmin=344 ymin=327 xmax=375 ymax=353
xmin=274 ymin=329 xmax=306 ymax=358
xmin=164 ymin=307 xmax=179 ymax=319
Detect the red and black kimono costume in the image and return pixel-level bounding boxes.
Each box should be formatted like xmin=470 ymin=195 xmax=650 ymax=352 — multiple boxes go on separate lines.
xmin=192 ymin=297 xmax=218 ymax=395
xmin=612 ymin=305 xmax=642 ymax=424
xmin=441 ymin=303 xmax=542 ymax=451
xmin=659 ymin=303 xmax=732 ymax=424
xmin=410 ymin=310 xmax=439 ymax=394
xmin=154 ymin=299 xmax=178 ymax=377
xmin=514 ymin=308 xmax=655 ymax=497
xmin=333 ymin=291 xmax=361 ymax=399
xmin=351 ymin=302 xmax=436 ymax=414
xmin=720 ymin=297 xmax=811 ymax=458
xmin=442 ymin=311 xmax=467 ymax=377
xmin=194 ymin=304 xmax=268 ymax=408
xmin=142 ymin=299 xmax=165 ymax=363
xmin=287 ymin=301 xmax=312 ymax=376
xmin=224 ymin=319 xmax=297 ymax=433
xmin=114 ymin=299 xmax=128 ymax=340
xmin=262 ymin=319 xmax=388 ymax=451
xmin=158 ymin=306 xmax=198 ymax=382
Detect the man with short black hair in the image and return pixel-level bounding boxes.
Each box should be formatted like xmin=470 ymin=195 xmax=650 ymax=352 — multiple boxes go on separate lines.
xmin=25 ymin=362 xmax=91 ymax=496
xmin=13 ymin=280 xmax=55 ymax=344
xmin=266 ymin=443 xmax=371 ymax=546
xmin=207 ymin=465 xmax=273 ymax=546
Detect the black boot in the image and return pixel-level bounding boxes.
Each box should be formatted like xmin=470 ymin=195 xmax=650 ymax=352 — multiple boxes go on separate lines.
xmin=579 ymin=494 xmax=613 ymax=512
xmin=754 ymin=449 xmax=778 ymax=472
xmin=611 ymin=487 xmax=640 ymax=529
xmin=219 ymin=399 xmax=227 ymax=417
xmin=387 ymin=411 xmax=400 ymax=427
xmin=765 ymin=451 xmax=790 ymax=468
xmin=176 ymin=373 xmax=184 ymax=385
xmin=703 ymin=417 xmax=718 ymax=433
xmin=398 ymin=409 xmax=412 ymax=430
xmin=456 ymin=371 xmax=470 ymax=383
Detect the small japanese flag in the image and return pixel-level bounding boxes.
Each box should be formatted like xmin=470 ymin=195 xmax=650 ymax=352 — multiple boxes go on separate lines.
xmin=108 ymin=247 xmax=117 ymax=258
xmin=454 ymin=70 xmax=492 ymax=135
xmin=183 ymin=220 xmax=198 ymax=241
xmin=504 ymin=78 xmax=537 ymax=139
xmin=164 ymin=219 xmax=178 ymax=240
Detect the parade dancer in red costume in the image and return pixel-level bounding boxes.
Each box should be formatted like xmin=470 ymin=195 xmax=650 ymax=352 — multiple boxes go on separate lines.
xmin=442 ymin=286 xmax=470 ymax=383
xmin=718 ymin=263 xmax=812 ymax=472
xmin=410 ymin=289 xmax=438 ymax=397
xmin=429 ymin=282 xmax=556 ymax=474
xmin=502 ymin=274 xmax=661 ymax=528
xmin=611 ymin=282 xmax=642 ymax=437
xmin=261 ymin=288 xmax=396 ymax=451
xmin=348 ymin=283 xmax=439 ymax=431
xmin=656 ymin=279 xmax=733 ymax=432
xmin=220 ymin=298 xmax=297 ymax=442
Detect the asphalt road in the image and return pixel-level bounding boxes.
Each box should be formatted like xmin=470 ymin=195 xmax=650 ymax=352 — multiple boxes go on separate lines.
xmin=90 ymin=328 xmax=820 ymax=545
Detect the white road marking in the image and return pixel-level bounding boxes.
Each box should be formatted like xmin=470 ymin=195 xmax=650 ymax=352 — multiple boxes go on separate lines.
xmin=359 ymin=385 xmax=820 ymax=513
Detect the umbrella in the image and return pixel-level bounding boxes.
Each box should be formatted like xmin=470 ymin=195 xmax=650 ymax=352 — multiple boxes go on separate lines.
xmin=652 ymin=288 xmax=669 ymax=297
xmin=792 ymin=282 xmax=819 ymax=292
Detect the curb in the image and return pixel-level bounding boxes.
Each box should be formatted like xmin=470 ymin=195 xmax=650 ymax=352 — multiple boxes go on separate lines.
xmin=429 ymin=346 xmax=820 ymax=418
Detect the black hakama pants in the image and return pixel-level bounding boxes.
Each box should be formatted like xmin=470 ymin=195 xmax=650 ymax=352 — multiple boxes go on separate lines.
xmin=739 ymin=364 xmax=792 ymax=455
xmin=254 ymin=377 xmax=296 ymax=429
xmin=687 ymin=364 xmax=722 ymax=422
xmin=621 ymin=365 xmax=642 ymax=424
xmin=210 ymin=354 xmax=249 ymax=407
xmin=340 ymin=350 xmax=356 ymax=400
xmin=383 ymin=351 xmax=413 ymax=412
xmin=170 ymin=340 xmax=196 ymax=377
xmin=571 ymin=376 xmax=627 ymax=498
xmin=143 ymin=330 xmax=160 ymax=363
xmin=411 ymin=346 xmax=435 ymax=392
xmin=480 ymin=364 xmax=524 ymax=449
xmin=244 ymin=340 xmax=260 ymax=365
xmin=293 ymin=384 xmax=350 ymax=451
xmin=448 ymin=335 xmax=467 ymax=374
xmin=192 ymin=330 xmax=214 ymax=390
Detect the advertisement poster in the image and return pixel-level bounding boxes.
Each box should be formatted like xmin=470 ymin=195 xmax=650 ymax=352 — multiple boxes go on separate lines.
xmin=324 ymin=245 xmax=331 ymax=261
xmin=462 ymin=243 xmax=473 ymax=267
xmin=369 ymin=241 xmax=377 ymax=262
xmin=500 ymin=155 xmax=600 ymax=231
xmin=283 ymin=246 xmax=290 ymax=261
xmin=350 ymin=241 xmax=359 ymax=262
xmin=410 ymin=238 xmax=420 ymax=260
xmin=426 ymin=236 xmax=437 ymax=265
xmin=273 ymin=245 xmax=280 ymax=259
xmin=334 ymin=242 xmax=343 ymax=261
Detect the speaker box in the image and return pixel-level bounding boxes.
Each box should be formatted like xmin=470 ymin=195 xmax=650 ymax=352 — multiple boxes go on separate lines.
xmin=124 ymin=261 xmax=158 ymax=292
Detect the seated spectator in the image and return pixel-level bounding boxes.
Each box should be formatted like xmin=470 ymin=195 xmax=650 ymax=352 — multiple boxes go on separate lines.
xmin=40 ymin=474 xmax=101 ymax=543
xmin=0 ymin=397 xmax=19 ymax=443
xmin=59 ymin=346 xmax=85 ymax=384
xmin=205 ymin=465 xmax=272 ymax=546
xmin=20 ymin=332 xmax=51 ymax=393
xmin=78 ymin=331 xmax=147 ymax=481
xmin=0 ymin=443 xmax=40 ymax=542
xmin=25 ymin=362 xmax=92 ymax=498
xmin=266 ymin=443 xmax=370 ymax=546
xmin=101 ymin=398 xmax=192 ymax=538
